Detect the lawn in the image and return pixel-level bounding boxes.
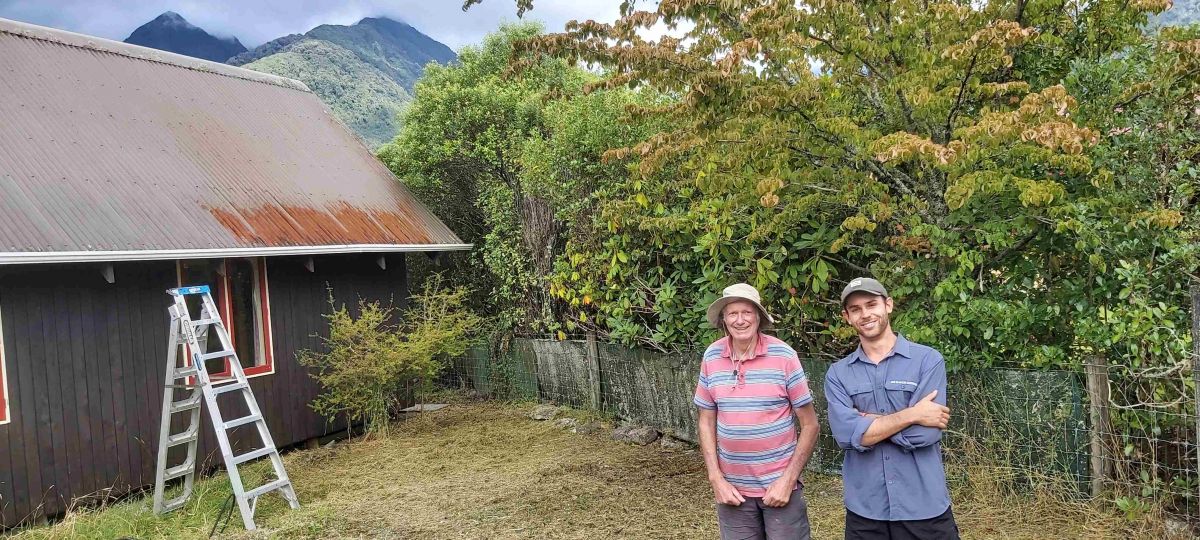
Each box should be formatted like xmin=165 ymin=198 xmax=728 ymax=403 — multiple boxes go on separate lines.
xmin=11 ymin=399 xmax=1177 ymax=539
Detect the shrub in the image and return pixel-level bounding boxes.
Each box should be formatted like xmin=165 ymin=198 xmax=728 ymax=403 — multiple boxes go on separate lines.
xmin=298 ymin=276 xmax=482 ymax=435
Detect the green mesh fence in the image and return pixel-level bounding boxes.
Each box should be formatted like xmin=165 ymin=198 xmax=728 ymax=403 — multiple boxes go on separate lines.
xmin=440 ymin=338 xmax=1089 ymax=487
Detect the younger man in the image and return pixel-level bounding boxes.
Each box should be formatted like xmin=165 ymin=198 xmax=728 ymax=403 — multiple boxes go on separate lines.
xmin=825 ymin=277 xmax=959 ymax=539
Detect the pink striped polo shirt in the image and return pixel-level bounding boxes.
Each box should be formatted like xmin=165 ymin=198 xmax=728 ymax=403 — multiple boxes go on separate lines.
xmin=693 ymin=334 xmax=813 ymax=497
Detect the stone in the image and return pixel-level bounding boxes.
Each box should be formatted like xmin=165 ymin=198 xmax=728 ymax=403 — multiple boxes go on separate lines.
xmin=660 ymin=436 xmax=693 ymax=451
xmin=554 ymin=418 xmax=579 ymax=430
xmin=611 ymin=425 xmax=636 ymax=441
xmin=399 ymin=403 xmax=450 ymax=413
xmin=626 ymin=426 xmax=661 ymax=445
xmin=574 ymin=422 xmax=602 ymax=435
xmin=1165 ymin=517 xmax=1192 ymax=538
xmin=530 ymin=404 xmax=559 ymax=421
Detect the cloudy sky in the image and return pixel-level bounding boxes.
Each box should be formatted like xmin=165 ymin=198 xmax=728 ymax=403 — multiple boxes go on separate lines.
xmin=0 ymin=0 xmax=626 ymax=51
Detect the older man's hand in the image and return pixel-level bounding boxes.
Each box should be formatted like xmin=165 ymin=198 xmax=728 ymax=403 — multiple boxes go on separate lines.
xmin=710 ymin=477 xmax=746 ymax=506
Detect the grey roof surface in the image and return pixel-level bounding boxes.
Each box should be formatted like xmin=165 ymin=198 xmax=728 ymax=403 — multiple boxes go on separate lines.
xmin=0 ymin=17 xmax=467 ymax=264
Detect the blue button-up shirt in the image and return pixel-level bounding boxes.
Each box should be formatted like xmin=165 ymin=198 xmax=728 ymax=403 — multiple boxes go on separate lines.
xmin=824 ymin=335 xmax=951 ymax=521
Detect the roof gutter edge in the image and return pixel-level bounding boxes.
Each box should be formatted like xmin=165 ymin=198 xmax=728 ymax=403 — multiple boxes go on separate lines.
xmin=0 ymin=244 xmax=474 ymax=265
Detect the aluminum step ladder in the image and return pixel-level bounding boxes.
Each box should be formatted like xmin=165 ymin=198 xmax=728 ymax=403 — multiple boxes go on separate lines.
xmin=152 ymin=285 xmax=300 ymax=530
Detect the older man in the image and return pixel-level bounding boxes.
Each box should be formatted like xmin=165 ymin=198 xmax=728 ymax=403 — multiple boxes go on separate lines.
xmin=694 ymin=283 xmax=820 ymax=539
xmin=825 ymin=277 xmax=959 ymax=539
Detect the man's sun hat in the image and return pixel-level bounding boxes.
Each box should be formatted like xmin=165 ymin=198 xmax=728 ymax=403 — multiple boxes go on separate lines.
xmin=706 ymin=283 xmax=775 ymax=329
xmin=840 ymin=277 xmax=889 ymax=305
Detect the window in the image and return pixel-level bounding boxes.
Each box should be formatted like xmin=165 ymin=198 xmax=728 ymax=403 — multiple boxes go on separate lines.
xmin=0 ymin=304 xmax=8 ymax=425
xmin=177 ymin=258 xmax=274 ymax=378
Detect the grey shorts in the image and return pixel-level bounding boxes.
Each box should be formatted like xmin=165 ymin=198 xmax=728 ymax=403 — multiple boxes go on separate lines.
xmin=716 ymin=486 xmax=811 ymax=540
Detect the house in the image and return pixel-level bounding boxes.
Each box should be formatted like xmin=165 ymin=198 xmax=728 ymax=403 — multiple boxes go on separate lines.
xmin=0 ymin=17 xmax=467 ymax=527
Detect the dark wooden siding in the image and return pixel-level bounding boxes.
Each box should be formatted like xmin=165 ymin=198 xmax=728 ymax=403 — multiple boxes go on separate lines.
xmin=0 ymin=253 xmax=407 ymax=528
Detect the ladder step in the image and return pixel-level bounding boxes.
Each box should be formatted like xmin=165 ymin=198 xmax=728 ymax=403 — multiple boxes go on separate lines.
xmin=166 ymin=426 xmax=199 ymax=446
xmin=172 ymin=366 xmax=198 ymax=378
xmin=169 ymin=394 xmax=202 ymax=413
xmin=223 ymin=414 xmax=263 ymax=430
xmin=167 ymin=383 xmax=202 ymax=390
xmin=159 ymin=494 xmax=190 ymax=513
xmin=231 ymin=446 xmax=276 ymax=466
xmin=169 ymin=285 xmax=210 ymax=296
xmin=164 ymin=459 xmax=195 ymax=481
xmin=243 ymin=478 xmax=291 ymax=501
xmin=213 ymin=382 xmax=249 ymax=395
xmin=201 ymin=350 xmax=235 ymax=362
xmin=192 ymin=318 xmax=222 ymax=327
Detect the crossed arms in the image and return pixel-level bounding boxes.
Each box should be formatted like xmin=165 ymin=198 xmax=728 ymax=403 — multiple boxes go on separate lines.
xmin=825 ymin=357 xmax=950 ymax=452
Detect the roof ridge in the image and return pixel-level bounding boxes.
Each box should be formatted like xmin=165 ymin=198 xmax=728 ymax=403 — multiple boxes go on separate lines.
xmin=0 ymin=16 xmax=311 ymax=93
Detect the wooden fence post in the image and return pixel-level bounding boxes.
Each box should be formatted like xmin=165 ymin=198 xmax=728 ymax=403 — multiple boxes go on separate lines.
xmin=585 ymin=330 xmax=601 ymax=410
xmin=1086 ymin=355 xmax=1111 ymax=497
xmin=1191 ymin=282 xmax=1200 ymax=506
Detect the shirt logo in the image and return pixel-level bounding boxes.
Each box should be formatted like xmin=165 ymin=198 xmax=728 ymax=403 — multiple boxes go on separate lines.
xmin=888 ymin=380 xmax=918 ymax=387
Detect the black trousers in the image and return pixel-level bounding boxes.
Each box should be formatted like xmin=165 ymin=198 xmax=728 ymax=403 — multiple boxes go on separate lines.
xmin=845 ymin=507 xmax=959 ymax=540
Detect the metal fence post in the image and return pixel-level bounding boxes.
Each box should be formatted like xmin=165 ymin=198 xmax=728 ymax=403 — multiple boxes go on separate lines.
xmin=1086 ymin=355 xmax=1110 ymax=497
xmin=586 ymin=330 xmax=601 ymax=410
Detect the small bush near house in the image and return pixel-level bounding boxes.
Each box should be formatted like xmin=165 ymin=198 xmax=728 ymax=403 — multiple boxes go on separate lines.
xmin=298 ymin=275 xmax=482 ymax=435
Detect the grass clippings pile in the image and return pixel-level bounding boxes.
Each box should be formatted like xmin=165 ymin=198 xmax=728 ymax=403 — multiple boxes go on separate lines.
xmin=11 ymin=399 xmax=1179 ymax=539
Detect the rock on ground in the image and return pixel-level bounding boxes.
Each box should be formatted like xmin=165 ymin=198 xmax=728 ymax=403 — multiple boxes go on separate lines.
xmin=530 ymin=404 xmax=559 ymax=421
xmin=660 ymin=436 xmax=693 ymax=451
xmin=611 ymin=425 xmax=635 ymax=441
xmin=627 ymin=426 xmax=661 ymax=445
xmin=1165 ymin=517 xmax=1192 ymax=539
xmin=613 ymin=424 xmax=660 ymax=445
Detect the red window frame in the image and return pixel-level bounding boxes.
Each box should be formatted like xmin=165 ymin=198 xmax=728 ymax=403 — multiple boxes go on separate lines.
xmin=0 ymin=304 xmax=9 ymax=425
xmin=176 ymin=258 xmax=274 ymax=380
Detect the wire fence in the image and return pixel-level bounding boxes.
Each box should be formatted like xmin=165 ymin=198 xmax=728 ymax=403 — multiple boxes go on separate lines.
xmin=432 ymin=335 xmax=1200 ymax=526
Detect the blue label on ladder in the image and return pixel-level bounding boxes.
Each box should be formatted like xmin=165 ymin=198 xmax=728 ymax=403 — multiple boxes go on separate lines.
xmin=169 ymin=285 xmax=211 ymax=296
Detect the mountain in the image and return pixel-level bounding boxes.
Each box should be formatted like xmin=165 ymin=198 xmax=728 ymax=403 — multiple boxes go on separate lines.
xmin=122 ymin=13 xmax=454 ymax=148
xmin=231 ymin=17 xmax=456 ymax=149
xmin=123 ymin=12 xmax=246 ymax=62
xmin=303 ymin=17 xmax=456 ymax=90
xmin=242 ymin=40 xmax=411 ymax=148
xmin=226 ymin=33 xmax=306 ymax=65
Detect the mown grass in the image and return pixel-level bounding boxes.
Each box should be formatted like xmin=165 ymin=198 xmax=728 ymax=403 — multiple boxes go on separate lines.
xmin=9 ymin=399 xmax=1183 ymax=539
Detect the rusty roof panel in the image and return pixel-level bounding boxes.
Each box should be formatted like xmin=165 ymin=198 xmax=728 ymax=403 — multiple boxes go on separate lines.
xmin=0 ymin=18 xmax=465 ymax=263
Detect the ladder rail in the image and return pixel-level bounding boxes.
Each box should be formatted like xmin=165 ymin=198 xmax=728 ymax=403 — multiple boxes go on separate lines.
xmin=152 ymin=314 xmax=183 ymax=513
xmin=199 ymin=291 xmax=301 ymax=521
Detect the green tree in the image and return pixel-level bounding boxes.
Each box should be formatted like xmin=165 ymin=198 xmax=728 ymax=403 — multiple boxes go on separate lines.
xmin=467 ymin=0 xmax=1196 ymax=364
xmin=380 ymin=22 xmax=664 ymax=335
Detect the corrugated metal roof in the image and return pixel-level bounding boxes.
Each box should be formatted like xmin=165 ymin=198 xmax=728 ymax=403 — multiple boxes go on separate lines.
xmin=0 ymin=17 xmax=468 ymax=264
